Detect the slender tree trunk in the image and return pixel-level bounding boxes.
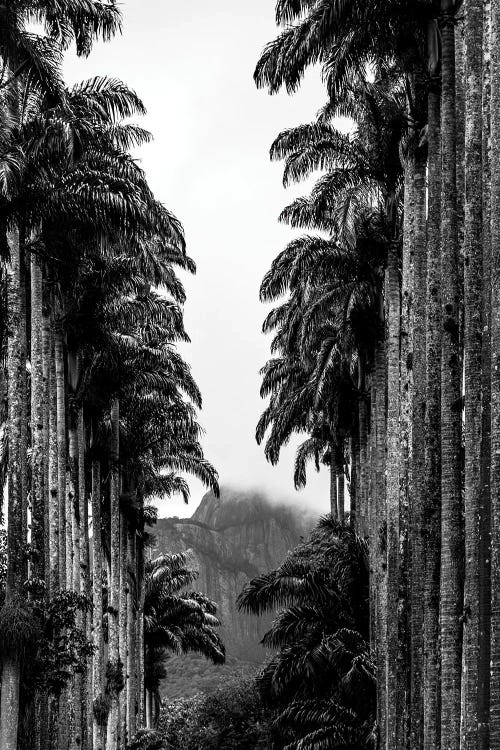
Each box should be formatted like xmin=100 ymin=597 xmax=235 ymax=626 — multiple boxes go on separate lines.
xmin=373 ymin=330 xmax=387 ymax=750
xmin=489 ymin=0 xmax=500 ymax=743
xmin=440 ymin=6 xmax=464 ymax=750
xmin=398 ymin=149 xmax=414 ymax=750
xmin=337 ymin=470 xmax=345 ymax=523
xmin=0 ymin=223 xmax=25 ymax=750
xmin=55 ymin=321 xmax=67 ymax=590
xmin=424 ymin=81 xmax=443 ymax=750
xmin=92 ymin=459 xmax=104 ymax=750
xmin=48 ymin=315 xmax=59 ymax=596
xmin=30 ymin=249 xmax=45 ymax=581
xmin=78 ymin=408 xmax=91 ymax=750
xmin=330 ymin=454 xmax=338 ymax=520
xmin=385 ymin=240 xmax=401 ymax=750
xmin=107 ymin=398 xmax=120 ymax=750
xmin=358 ymin=387 xmax=369 ymax=538
xmin=127 ymin=519 xmax=136 ymax=740
xmin=409 ymin=144 xmax=427 ymax=750
xmin=478 ymin=5 xmax=492 ymax=747
xmin=31 ymin=247 xmax=50 ymax=750
xmin=119 ymin=510 xmax=128 ymax=745
xmin=136 ymin=498 xmax=146 ymax=730
xmin=68 ymin=414 xmax=81 ymax=750
xmin=69 ymin=419 xmax=81 ymax=596
xmin=462 ymin=1 xmax=484 ymax=746
xmin=19 ymin=237 xmax=28 ymax=583
xmin=42 ymin=300 xmax=51 ymax=588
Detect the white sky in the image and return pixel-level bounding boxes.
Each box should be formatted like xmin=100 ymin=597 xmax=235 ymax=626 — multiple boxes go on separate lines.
xmin=64 ymin=0 xmax=330 ymax=518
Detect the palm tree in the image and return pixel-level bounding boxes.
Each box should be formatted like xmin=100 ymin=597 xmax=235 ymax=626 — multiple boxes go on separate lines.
xmin=143 ymin=552 xmax=225 ymax=728
xmin=489 ymin=0 xmax=500 ymax=745
xmin=439 ymin=4 xmax=464 ymax=748
xmin=238 ymin=517 xmax=374 ymax=750
xmin=462 ymin=1 xmax=484 ymax=747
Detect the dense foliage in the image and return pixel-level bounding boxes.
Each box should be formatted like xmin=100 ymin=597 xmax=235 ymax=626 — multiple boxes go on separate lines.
xmin=159 ymin=676 xmax=271 ymax=750
xmin=239 ymin=518 xmax=374 ymax=750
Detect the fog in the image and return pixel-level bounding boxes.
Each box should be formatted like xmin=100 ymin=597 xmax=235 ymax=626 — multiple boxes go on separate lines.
xmin=63 ymin=0 xmax=332 ymax=518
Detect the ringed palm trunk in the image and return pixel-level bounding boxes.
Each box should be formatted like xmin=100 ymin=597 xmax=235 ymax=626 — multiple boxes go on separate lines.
xmin=478 ymin=4 xmax=492 ymax=746
xmin=0 ymin=223 xmax=26 ymax=750
xmin=358 ymin=383 xmax=369 ymax=538
xmin=127 ymin=518 xmax=136 ymax=739
xmin=55 ymin=315 xmax=71 ymax=750
xmin=440 ymin=5 xmax=464 ymax=749
xmin=136 ymin=495 xmax=146 ymax=729
xmin=48 ymin=314 xmax=59 ymax=596
xmin=92 ymin=458 xmax=104 ymax=750
xmin=55 ymin=319 xmax=67 ymax=590
xmin=78 ymin=407 xmax=91 ymax=750
xmin=398 ymin=152 xmax=414 ymax=750
xmin=410 ymin=143 xmax=427 ymax=750
xmin=119 ymin=510 xmax=128 ymax=744
xmin=423 ymin=81 xmax=443 ymax=750
xmin=372 ymin=327 xmax=387 ymax=750
xmin=30 ymin=249 xmax=45 ymax=580
xmin=337 ymin=468 xmax=345 ymax=523
xmin=69 ymin=411 xmax=82 ymax=750
xmin=31 ymin=246 xmax=50 ymax=750
xmin=107 ymin=398 xmax=121 ymax=750
xmin=42 ymin=303 xmax=51 ymax=587
xmin=462 ymin=0 xmax=484 ymax=746
xmin=386 ymin=240 xmax=401 ymax=750
xmin=330 ymin=451 xmax=338 ymax=520
xmin=489 ymin=0 xmax=500 ymax=742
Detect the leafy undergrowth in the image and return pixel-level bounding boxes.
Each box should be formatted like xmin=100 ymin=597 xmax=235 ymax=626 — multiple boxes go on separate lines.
xmin=160 ymin=654 xmax=258 ymax=700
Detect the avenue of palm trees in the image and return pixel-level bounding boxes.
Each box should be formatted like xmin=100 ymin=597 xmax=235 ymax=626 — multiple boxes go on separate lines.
xmin=3 ymin=1 xmax=500 ymax=750
xmin=0 ymin=3 xmax=220 ymax=750
xmin=255 ymin=0 xmax=500 ymax=748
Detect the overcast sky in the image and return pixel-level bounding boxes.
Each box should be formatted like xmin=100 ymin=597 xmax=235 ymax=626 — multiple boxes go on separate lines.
xmin=64 ymin=0 xmax=331 ymax=518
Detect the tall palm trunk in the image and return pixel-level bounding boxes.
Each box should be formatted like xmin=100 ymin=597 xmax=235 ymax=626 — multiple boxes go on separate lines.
xmin=136 ymin=496 xmax=146 ymax=729
xmin=330 ymin=451 xmax=338 ymax=520
xmin=78 ymin=407 xmax=91 ymax=750
xmin=372 ymin=329 xmax=387 ymax=750
xmin=68 ymin=413 xmax=82 ymax=750
xmin=423 ymin=81 xmax=442 ymax=750
xmin=462 ymin=1 xmax=484 ymax=746
xmin=107 ymin=398 xmax=121 ymax=750
xmin=48 ymin=315 xmax=59 ymax=596
xmin=385 ymin=240 xmax=401 ymax=750
xmin=0 ymin=223 xmax=26 ymax=750
xmin=478 ymin=4 xmax=492 ymax=746
xmin=55 ymin=319 xmax=67 ymax=590
xmin=398 ymin=153 xmax=414 ymax=750
xmin=119 ymin=510 xmax=128 ymax=745
xmin=489 ymin=0 xmax=500 ymax=743
xmin=440 ymin=5 xmax=464 ymax=749
xmin=69 ymin=417 xmax=81 ymax=595
xmin=126 ymin=518 xmax=136 ymax=740
xmin=349 ymin=427 xmax=359 ymax=529
xmin=31 ymin=246 xmax=50 ymax=750
xmin=410 ymin=144 xmax=427 ymax=750
xmin=30 ymin=249 xmax=45 ymax=580
xmin=42 ymin=303 xmax=51 ymax=589
xmin=55 ymin=315 xmax=70 ymax=750
xmin=358 ymin=384 xmax=369 ymax=538
xmin=92 ymin=457 xmax=104 ymax=750
xmin=337 ymin=469 xmax=345 ymax=523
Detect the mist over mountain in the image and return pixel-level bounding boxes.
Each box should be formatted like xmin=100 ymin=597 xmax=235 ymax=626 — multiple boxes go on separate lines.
xmin=151 ymin=486 xmax=317 ymax=698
